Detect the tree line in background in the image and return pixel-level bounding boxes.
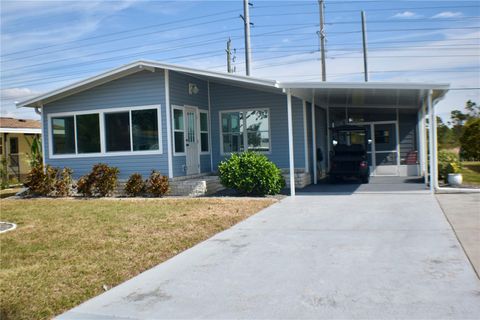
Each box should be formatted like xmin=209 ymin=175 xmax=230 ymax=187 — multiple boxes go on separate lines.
xmin=437 ymin=100 xmax=480 ymax=160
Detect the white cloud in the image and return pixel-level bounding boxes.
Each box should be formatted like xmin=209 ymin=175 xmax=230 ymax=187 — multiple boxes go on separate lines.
xmin=432 ymin=11 xmax=463 ymax=19
xmin=1 ymin=87 xmax=39 ymax=101
xmin=392 ymin=11 xmax=418 ymax=19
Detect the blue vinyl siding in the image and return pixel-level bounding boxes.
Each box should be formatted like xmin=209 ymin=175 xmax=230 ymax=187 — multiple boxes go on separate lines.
xmin=43 ymin=70 xmax=168 ymax=179
xmin=169 ymin=71 xmax=211 ymax=176
xmin=209 ymin=82 xmax=306 ymax=171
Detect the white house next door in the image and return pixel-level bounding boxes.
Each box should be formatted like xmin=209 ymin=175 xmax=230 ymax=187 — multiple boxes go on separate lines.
xmin=185 ymin=107 xmax=200 ymax=175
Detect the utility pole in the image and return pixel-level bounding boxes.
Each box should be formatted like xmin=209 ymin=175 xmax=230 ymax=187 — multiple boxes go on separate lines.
xmin=318 ymin=0 xmax=326 ymax=81
xmin=361 ymin=10 xmax=369 ymax=82
xmin=240 ymin=0 xmax=253 ymax=76
xmin=226 ymin=38 xmax=232 ymax=73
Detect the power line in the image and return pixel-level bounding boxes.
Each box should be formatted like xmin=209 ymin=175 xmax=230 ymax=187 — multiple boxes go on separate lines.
xmin=252 ymin=5 xmax=480 ymax=16
xmin=2 ymin=25 xmax=313 ymax=75
xmin=1 ymin=16 xmax=237 ymax=63
xmin=327 ymin=17 xmax=480 ymax=25
xmin=0 ymin=8 xmax=241 ymax=58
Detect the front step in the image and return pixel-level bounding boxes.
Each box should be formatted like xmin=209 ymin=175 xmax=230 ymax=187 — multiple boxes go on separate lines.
xmin=169 ymin=175 xmax=225 ymax=197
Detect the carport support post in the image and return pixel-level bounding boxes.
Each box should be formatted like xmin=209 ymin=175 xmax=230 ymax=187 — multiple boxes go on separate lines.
xmin=419 ymin=100 xmax=428 ymax=186
xmin=287 ymin=89 xmax=296 ymax=196
xmin=427 ymin=89 xmax=436 ymax=193
xmin=311 ymin=89 xmax=317 ymax=184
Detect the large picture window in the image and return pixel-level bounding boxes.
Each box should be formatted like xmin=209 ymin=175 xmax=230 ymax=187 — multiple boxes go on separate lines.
xmin=49 ymin=105 xmax=161 ymax=157
xmin=220 ymin=109 xmax=269 ymax=154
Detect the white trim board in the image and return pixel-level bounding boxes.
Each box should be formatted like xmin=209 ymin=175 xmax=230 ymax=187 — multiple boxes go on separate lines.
xmin=0 ymin=128 xmax=41 ymax=134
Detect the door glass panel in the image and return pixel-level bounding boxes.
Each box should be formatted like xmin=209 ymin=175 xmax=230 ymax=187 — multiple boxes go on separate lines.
xmin=9 ymin=137 xmax=19 ymax=154
xmin=374 ymin=124 xmax=396 ymax=152
xmin=374 ymin=123 xmax=398 ymax=168
xmin=376 ymin=152 xmax=398 ymax=165
xmin=187 ymin=111 xmax=195 ymax=143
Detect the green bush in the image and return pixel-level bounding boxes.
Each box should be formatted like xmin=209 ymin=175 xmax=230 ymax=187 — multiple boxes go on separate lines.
xmin=460 ymin=118 xmax=480 ymax=160
xmin=125 ymin=173 xmax=146 ymax=197
xmin=147 ymin=170 xmax=169 ymax=197
xmin=24 ymin=164 xmax=58 ymax=196
xmin=438 ymin=150 xmax=460 ymax=182
xmin=218 ymin=151 xmax=285 ymax=196
xmin=77 ymin=163 xmax=119 ymax=197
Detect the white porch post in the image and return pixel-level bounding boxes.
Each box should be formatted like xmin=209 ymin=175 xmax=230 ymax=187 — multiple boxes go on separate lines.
xmin=303 ymin=100 xmax=309 ymax=173
xmin=164 ymin=70 xmax=173 ymax=179
xmin=418 ymin=99 xmax=428 ymax=185
xmin=427 ymin=89 xmax=435 ymax=193
xmin=287 ymin=89 xmax=296 ymax=196
xmin=432 ymin=93 xmax=439 ymax=190
xmin=311 ymin=89 xmax=317 ymax=184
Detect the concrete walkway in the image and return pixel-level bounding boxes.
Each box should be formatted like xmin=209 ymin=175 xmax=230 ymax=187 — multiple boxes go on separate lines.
xmin=436 ymin=193 xmax=480 ymax=278
xmin=58 ymin=193 xmax=480 ymax=319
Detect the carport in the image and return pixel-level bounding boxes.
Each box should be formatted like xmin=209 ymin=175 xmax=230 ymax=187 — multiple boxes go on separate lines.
xmin=279 ymin=82 xmax=450 ymax=195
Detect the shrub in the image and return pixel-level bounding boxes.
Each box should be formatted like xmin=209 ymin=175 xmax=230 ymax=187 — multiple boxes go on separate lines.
xmin=76 ymin=175 xmax=93 ymax=197
xmin=438 ymin=150 xmax=460 ymax=182
xmin=76 ymin=163 xmax=119 ymax=197
xmin=218 ymin=151 xmax=285 ymax=196
xmin=146 ymin=170 xmax=169 ymax=197
xmin=125 ymin=173 xmax=146 ymax=197
xmin=55 ymin=168 xmax=73 ymax=197
xmin=24 ymin=164 xmax=58 ymax=196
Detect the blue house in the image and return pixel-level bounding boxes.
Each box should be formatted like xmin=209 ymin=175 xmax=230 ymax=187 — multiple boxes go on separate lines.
xmin=18 ymin=60 xmax=449 ymax=195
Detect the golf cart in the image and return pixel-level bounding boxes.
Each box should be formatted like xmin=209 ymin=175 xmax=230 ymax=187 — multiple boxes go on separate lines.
xmin=329 ymin=125 xmax=370 ymax=183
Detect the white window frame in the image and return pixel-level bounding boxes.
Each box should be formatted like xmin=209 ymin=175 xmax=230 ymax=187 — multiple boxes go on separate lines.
xmin=198 ymin=109 xmax=210 ymax=155
xmin=172 ymin=105 xmax=186 ymax=156
xmin=47 ymin=104 xmax=162 ymax=159
xmin=219 ymin=108 xmax=271 ymax=156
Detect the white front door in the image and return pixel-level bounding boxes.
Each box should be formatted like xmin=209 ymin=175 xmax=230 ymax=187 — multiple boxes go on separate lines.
xmin=372 ymin=122 xmax=399 ymax=176
xmin=185 ymin=107 xmax=200 ymax=175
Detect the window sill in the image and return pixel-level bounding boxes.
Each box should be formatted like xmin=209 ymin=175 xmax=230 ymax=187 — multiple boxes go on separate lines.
xmin=49 ymin=150 xmax=164 ymax=159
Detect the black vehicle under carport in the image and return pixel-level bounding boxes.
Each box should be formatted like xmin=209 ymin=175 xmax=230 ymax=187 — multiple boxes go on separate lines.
xmin=329 ymin=125 xmax=370 ymax=183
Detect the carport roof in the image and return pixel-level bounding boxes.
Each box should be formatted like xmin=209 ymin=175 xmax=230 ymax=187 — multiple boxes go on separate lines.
xmin=276 ymin=81 xmax=449 ymax=109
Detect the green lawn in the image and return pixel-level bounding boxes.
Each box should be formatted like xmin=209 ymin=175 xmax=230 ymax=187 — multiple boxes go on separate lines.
xmin=461 ymin=161 xmax=480 ymax=186
xmin=0 ymin=198 xmax=275 ymax=320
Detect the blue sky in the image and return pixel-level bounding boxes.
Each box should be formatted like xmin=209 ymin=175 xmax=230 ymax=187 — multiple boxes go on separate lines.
xmin=1 ymin=0 xmax=479 ymax=121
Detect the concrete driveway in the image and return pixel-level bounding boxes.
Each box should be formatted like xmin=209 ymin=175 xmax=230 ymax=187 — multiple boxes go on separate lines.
xmin=58 ymin=193 xmax=480 ymax=319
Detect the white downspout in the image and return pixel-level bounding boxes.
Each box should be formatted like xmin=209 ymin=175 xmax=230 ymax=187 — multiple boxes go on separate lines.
xmin=311 ymin=89 xmax=317 ymax=184
xmin=286 ymin=89 xmax=296 ymax=196
xmin=35 ymin=105 xmax=46 ymax=169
